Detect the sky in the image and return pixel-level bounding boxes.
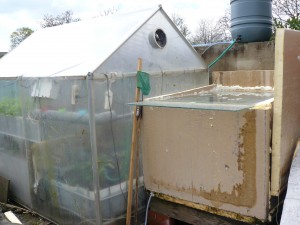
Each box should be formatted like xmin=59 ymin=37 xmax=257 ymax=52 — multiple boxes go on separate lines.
xmin=0 ymin=0 xmax=229 ymax=51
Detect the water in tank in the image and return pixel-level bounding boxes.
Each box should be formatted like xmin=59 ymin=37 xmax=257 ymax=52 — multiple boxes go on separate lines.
xmin=230 ymin=0 xmax=272 ymax=43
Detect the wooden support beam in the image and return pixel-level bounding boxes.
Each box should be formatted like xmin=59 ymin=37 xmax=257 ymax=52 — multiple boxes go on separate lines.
xmin=126 ymin=58 xmax=142 ymax=225
xmin=150 ymin=197 xmax=248 ymax=225
xmin=271 ymin=29 xmax=300 ymax=196
xmin=0 ymin=176 xmax=9 ymax=203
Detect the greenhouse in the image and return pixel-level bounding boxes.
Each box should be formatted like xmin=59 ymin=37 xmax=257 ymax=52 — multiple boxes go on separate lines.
xmin=0 ymin=5 xmax=208 ymax=225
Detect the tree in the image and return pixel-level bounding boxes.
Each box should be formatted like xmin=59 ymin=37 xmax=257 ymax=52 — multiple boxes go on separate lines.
xmin=99 ymin=6 xmax=120 ymax=17
xmin=190 ymin=7 xmax=232 ymax=45
xmin=171 ymin=13 xmax=190 ymax=38
xmin=190 ymin=18 xmax=231 ymax=45
xmin=40 ymin=10 xmax=80 ymax=28
xmin=217 ymin=8 xmax=232 ymax=41
xmin=10 ymin=27 xmax=34 ymax=49
xmin=273 ymin=0 xmax=300 ymax=29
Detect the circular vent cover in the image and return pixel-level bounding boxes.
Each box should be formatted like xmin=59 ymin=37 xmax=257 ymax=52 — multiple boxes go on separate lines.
xmin=149 ymin=29 xmax=167 ymax=48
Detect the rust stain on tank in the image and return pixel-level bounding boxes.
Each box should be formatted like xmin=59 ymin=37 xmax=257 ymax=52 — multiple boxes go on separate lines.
xmin=149 ymin=110 xmax=257 ymax=208
xmin=201 ymin=110 xmax=257 ymax=207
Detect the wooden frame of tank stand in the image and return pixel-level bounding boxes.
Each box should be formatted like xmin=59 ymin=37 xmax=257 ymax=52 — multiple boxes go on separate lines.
xmin=140 ymin=29 xmax=300 ymax=224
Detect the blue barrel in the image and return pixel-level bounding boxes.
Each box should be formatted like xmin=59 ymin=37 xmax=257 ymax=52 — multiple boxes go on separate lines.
xmin=230 ymin=0 xmax=272 ymax=43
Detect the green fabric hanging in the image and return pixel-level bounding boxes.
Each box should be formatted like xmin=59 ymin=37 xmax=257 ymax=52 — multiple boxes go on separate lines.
xmin=137 ymin=71 xmax=151 ymax=95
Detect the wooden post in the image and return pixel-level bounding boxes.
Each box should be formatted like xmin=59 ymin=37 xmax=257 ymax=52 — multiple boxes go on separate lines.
xmin=134 ymin=118 xmax=141 ymax=225
xmin=126 ymin=58 xmax=142 ymax=225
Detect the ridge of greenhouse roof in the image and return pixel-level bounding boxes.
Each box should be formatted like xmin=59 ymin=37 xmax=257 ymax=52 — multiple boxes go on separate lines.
xmin=0 ymin=6 xmax=162 ymax=78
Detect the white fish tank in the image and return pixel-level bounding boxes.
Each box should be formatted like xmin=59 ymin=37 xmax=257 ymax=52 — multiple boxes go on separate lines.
xmin=138 ymin=84 xmax=274 ymax=223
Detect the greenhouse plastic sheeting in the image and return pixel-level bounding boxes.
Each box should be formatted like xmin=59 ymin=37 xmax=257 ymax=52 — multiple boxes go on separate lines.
xmin=0 ymin=70 xmax=207 ymax=225
xmin=0 ymin=8 xmax=157 ymax=78
xmin=0 ymin=77 xmax=140 ymax=224
xmin=0 ymin=7 xmax=206 ymax=78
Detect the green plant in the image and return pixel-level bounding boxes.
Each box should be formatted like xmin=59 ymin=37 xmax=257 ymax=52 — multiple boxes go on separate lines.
xmin=61 ymin=150 xmax=130 ymax=190
xmin=0 ymin=98 xmax=22 ymax=116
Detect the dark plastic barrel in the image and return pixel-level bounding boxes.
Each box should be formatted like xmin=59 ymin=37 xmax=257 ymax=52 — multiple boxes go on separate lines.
xmin=230 ymin=0 xmax=272 ymax=43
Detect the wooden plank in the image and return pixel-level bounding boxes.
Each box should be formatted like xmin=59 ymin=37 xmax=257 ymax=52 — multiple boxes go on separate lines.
xmin=0 ymin=176 xmax=9 ymax=203
xmin=126 ymin=58 xmax=142 ymax=225
xmin=271 ymin=29 xmax=300 ymax=196
xmin=212 ymin=70 xmax=274 ymax=87
xmin=150 ymin=197 xmax=249 ymax=225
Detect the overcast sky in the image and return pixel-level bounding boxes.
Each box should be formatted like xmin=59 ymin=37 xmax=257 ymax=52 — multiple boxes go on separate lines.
xmin=0 ymin=0 xmax=229 ymax=51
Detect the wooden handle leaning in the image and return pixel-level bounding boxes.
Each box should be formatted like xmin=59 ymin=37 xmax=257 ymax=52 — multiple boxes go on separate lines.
xmin=126 ymin=58 xmax=142 ymax=225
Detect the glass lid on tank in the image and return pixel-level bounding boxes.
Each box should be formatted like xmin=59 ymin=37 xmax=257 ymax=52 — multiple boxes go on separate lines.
xmin=130 ymin=85 xmax=274 ymax=111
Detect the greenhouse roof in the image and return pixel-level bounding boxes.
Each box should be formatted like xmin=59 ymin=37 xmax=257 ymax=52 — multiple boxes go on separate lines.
xmin=0 ymin=6 xmax=162 ymax=78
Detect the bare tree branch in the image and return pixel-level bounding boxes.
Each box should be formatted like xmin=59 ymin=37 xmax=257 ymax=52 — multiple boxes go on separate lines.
xmin=99 ymin=6 xmax=120 ymax=17
xmin=40 ymin=10 xmax=80 ymax=28
xmin=273 ymin=0 xmax=300 ymax=22
xmin=171 ymin=13 xmax=191 ymax=38
xmin=273 ymin=0 xmax=300 ymax=27
xmin=190 ymin=8 xmax=231 ymax=45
